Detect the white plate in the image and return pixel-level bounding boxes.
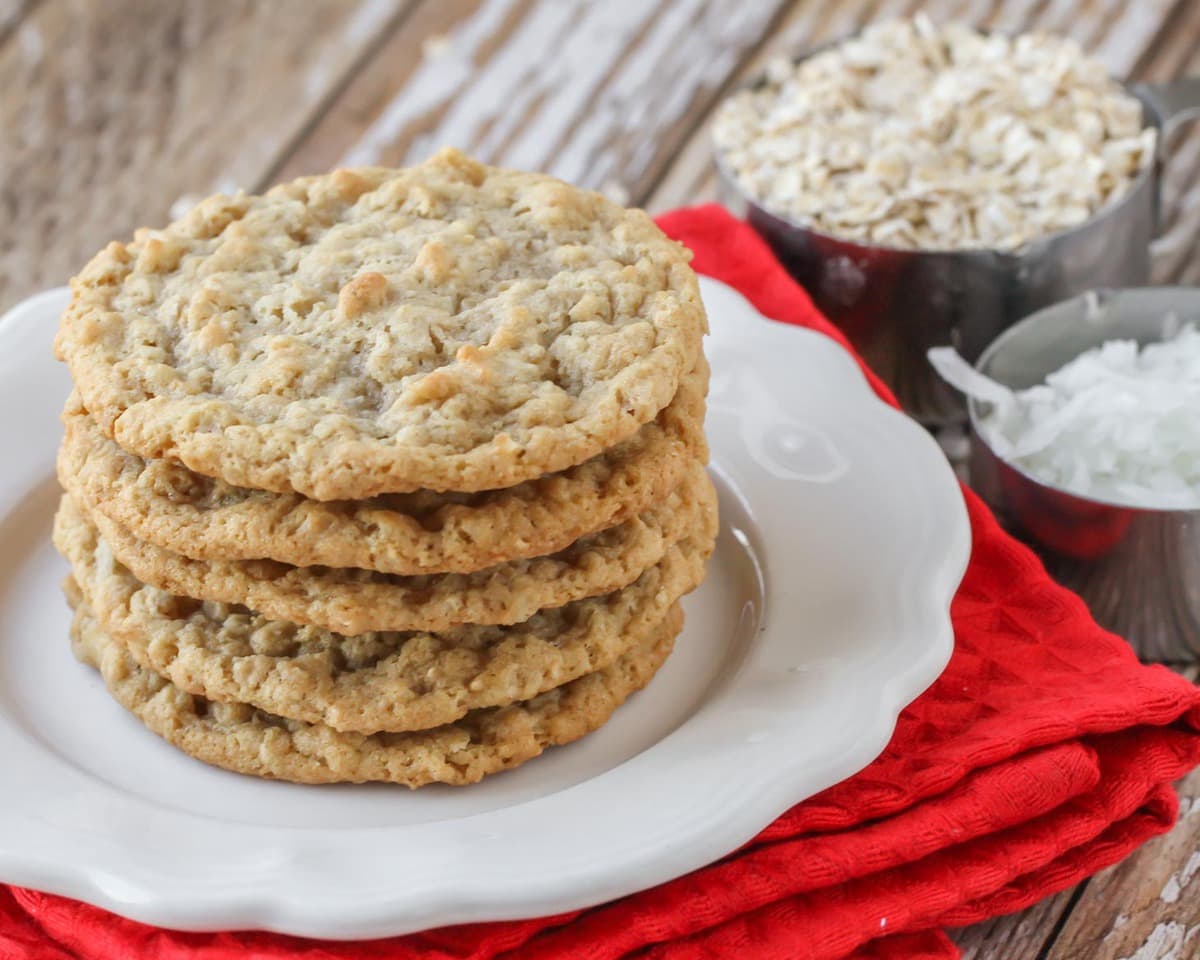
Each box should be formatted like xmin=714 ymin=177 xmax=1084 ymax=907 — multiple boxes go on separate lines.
xmin=0 ymin=278 xmax=969 ymax=938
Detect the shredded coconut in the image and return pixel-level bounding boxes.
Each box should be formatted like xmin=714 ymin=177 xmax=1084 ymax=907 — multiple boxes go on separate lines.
xmin=930 ymin=325 xmax=1200 ymax=509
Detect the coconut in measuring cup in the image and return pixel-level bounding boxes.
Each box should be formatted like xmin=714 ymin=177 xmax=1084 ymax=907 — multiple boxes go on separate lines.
xmin=932 ymin=288 xmax=1200 ymax=661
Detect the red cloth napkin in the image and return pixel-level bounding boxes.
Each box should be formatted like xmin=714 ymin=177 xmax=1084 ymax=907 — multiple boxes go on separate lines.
xmin=6 ymin=205 xmax=1200 ymax=960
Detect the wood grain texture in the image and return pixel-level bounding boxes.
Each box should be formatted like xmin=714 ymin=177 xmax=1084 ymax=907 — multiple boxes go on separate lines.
xmin=0 ymin=0 xmax=410 ymax=312
xmin=1035 ymin=512 xmax=1200 ymax=664
xmin=1145 ymin=2 xmax=1200 ymax=287
xmin=952 ymin=889 xmax=1082 ymax=959
xmin=276 ymin=0 xmax=791 ymax=204
xmin=0 ymin=0 xmax=37 ymax=42
xmin=1046 ymin=778 xmax=1200 ymax=958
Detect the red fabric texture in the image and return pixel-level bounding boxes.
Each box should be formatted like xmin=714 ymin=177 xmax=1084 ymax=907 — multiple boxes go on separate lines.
xmin=5 ymin=204 xmax=1200 ymax=960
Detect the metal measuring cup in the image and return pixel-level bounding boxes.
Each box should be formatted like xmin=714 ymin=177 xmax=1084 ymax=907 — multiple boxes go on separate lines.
xmin=715 ymin=53 xmax=1200 ymax=426
xmin=966 ymin=287 xmax=1200 ymax=662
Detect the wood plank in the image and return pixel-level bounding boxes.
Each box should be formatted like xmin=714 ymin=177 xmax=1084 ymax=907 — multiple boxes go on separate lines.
xmin=951 ymin=888 xmax=1082 ymax=959
xmin=1131 ymin=0 xmax=1200 ymax=81
xmin=1166 ymin=231 xmax=1200 ymax=285
xmin=275 ymin=0 xmax=792 ymax=206
xmin=1150 ymin=126 xmax=1200 ymax=284
xmin=645 ymin=0 xmax=1180 ymax=212
xmin=1043 ymin=772 xmax=1200 ymax=958
xmin=1138 ymin=2 xmax=1200 ymax=285
xmin=0 ymin=0 xmax=410 ymax=313
xmin=270 ymin=0 xmax=519 ymax=185
xmin=1076 ymin=0 xmax=1181 ymax=76
xmin=0 ymin=0 xmax=37 ymax=42
xmin=984 ymin=0 xmax=1050 ymax=33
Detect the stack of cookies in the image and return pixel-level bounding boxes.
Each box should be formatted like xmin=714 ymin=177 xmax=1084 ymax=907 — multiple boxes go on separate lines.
xmin=52 ymin=149 xmax=715 ymax=787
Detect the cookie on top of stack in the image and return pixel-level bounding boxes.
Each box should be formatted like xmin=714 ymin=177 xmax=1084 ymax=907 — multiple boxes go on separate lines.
xmin=52 ymin=148 xmax=715 ymax=787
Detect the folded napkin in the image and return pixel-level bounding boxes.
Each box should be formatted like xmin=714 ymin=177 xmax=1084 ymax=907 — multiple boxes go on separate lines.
xmin=5 ymin=205 xmax=1200 ymax=960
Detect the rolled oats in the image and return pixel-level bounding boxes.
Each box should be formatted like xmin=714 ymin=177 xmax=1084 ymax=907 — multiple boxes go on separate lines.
xmin=713 ymin=17 xmax=1156 ymax=251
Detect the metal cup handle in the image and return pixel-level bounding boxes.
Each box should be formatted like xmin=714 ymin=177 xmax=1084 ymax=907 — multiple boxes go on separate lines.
xmin=1131 ymin=76 xmax=1200 ymax=131
xmin=1130 ymin=76 xmax=1200 ymax=247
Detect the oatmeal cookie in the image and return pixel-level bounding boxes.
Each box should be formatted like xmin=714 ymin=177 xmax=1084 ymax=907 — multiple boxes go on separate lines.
xmin=68 ymin=589 xmax=681 ymax=787
xmin=56 ymin=505 xmax=716 ymax=734
xmin=74 ymin=462 xmax=714 ymax=634
xmin=56 ymin=148 xmax=706 ymax=499
xmin=58 ymin=358 xmax=708 ymax=575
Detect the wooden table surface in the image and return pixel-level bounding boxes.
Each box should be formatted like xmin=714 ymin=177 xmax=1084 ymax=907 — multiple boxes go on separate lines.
xmin=3 ymin=0 xmax=1199 ymax=956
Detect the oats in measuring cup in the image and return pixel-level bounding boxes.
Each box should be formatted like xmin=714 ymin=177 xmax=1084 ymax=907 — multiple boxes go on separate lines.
xmin=713 ymin=17 xmax=1156 ymax=251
